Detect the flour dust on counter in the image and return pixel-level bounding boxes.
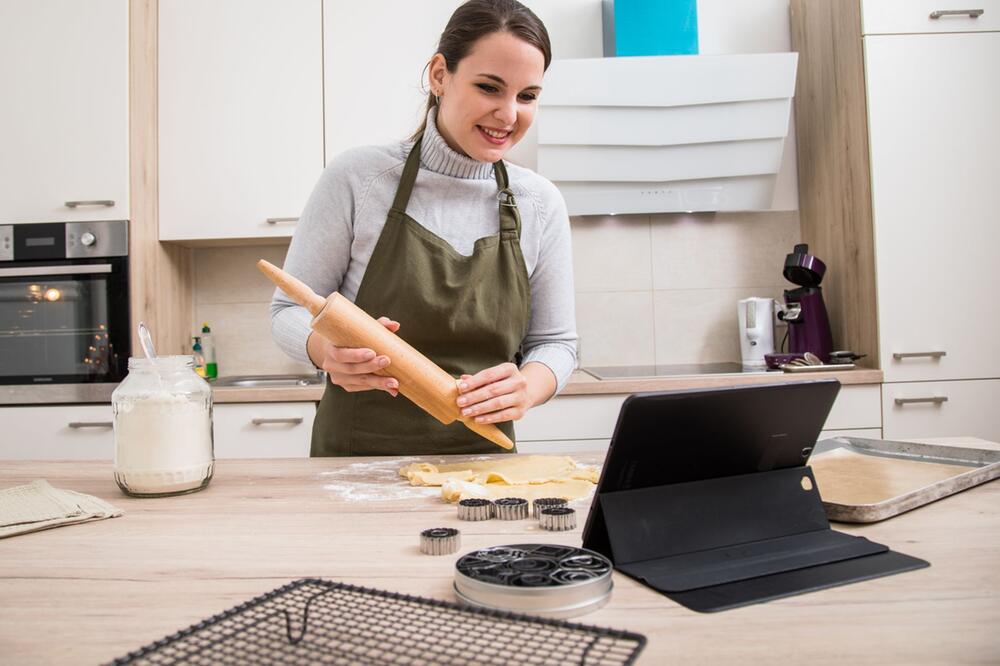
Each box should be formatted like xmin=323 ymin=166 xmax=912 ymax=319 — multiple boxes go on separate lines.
xmin=319 ymin=458 xmax=438 ymax=505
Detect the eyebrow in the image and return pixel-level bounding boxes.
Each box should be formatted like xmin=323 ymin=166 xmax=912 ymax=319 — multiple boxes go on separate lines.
xmin=477 ymin=73 xmax=542 ymax=92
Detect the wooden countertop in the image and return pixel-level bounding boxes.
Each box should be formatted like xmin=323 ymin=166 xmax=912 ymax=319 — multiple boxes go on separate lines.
xmin=1 ymin=438 xmax=996 ymax=664
xmin=211 ymin=368 xmax=883 ymax=403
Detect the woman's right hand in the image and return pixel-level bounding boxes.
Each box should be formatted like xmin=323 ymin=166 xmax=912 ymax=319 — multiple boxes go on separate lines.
xmin=307 ymin=316 xmax=400 ymax=397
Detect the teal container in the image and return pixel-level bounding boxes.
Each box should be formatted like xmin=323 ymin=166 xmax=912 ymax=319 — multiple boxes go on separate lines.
xmin=603 ymin=0 xmax=699 ymax=57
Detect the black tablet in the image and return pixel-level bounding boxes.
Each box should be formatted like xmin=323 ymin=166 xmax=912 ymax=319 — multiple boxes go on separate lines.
xmin=589 ymin=379 xmax=841 ymax=496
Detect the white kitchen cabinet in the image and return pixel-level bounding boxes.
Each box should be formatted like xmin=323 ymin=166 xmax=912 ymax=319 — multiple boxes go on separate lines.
xmin=0 ymin=0 xmax=129 ymax=224
xmin=514 ymin=384 xmax=882 ymax=452
xmin=322 ymin=0 xmax=604 ymax=165
xmin=0 ymin=405 xmax=114 ymax=460
xmin=158 ymin=0 xmax=324 ymax=242
xmin=882 ymin=379 xmax=1000 ymax=443
xmin=213 ymin=402 xmax=315 ymax=458
xmin=865 ymin=29 xmax=1000 ymax=382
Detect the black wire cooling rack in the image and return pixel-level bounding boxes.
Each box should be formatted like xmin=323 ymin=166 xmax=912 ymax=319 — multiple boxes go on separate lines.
xmin=108 ymin=578 xmax=646 ymax=665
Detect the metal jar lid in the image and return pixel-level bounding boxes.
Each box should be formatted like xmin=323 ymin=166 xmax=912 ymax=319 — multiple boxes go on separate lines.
xmin=454 ymin=544 xmax=613 ymax=619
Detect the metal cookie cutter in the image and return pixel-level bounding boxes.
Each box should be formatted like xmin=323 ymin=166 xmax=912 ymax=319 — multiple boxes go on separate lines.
xmin=458 ymin=498 xmax=494 ymax=521
xmin=494 ymin=497 xmax=529 ymax=520
xmin=532 ymin=497 xmax=567 ymax=519
xmin=539 ymin=507 xmax=577 ymax=531
xmin=420 ymin=527 xmax=461 ymax=555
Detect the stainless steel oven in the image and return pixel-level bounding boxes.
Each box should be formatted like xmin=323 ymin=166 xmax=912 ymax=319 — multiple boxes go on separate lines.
xmin=0 ymin=220 xmax=129 ymax=385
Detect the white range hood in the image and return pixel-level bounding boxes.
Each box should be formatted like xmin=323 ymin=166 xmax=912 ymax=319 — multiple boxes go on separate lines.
xmin=537 ymin=53 xmax=798 ymax=215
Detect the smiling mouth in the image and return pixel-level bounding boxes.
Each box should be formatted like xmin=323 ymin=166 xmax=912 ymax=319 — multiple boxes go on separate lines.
xmin=478 ymin=125 xmax=512 ymax=144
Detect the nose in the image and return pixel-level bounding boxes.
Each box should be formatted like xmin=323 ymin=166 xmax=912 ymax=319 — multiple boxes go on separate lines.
xmin=494 ymin=94 xmax=517 ymax=127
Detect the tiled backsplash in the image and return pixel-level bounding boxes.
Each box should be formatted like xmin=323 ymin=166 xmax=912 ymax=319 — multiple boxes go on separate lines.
xmin=573 ymin=211 xmax=800 ymax=367
xmin=193 ymin=245 xmax=313 ymax=377
xmin=192 ymin=210 xmax=799 ymax=375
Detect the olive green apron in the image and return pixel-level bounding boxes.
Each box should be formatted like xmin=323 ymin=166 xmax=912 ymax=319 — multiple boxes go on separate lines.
xmin=311 ymin=135 xmax=531 ymax=456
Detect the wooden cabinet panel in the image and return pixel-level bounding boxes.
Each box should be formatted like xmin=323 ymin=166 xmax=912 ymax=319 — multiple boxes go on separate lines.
xmin=0 ymin=405 xmax=114 ymax=460
xmin=213 ymin=402 xmax=315 ymax=458
xmin=159 ymin=0 xmax=323 ymax=242
xmin=883 ymin=379 xmax=1000 ymax=443
xmin=865 ymin=32 xmax=1000 ymax=382
xmin=0 ymin=0 xmax=128 ymax=224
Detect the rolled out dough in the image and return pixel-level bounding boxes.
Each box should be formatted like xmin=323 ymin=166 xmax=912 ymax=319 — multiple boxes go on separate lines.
xmin=398 ymin=455 xmax=601 ymax=503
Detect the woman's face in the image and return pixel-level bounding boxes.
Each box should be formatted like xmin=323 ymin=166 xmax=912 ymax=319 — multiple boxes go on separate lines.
xmin=430 ymin=31 xmax=545 ymax=163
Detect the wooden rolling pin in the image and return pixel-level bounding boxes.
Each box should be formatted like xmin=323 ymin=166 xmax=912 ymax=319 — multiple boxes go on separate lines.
xmin=258 ymin=260 xmax=514 ymax=450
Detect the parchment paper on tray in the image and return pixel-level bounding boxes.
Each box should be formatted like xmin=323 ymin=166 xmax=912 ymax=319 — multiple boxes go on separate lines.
xmin=810 ymin=437 xmax=1000 ymax=523
xmin=0 ymin=480 xmax=123 ymax=539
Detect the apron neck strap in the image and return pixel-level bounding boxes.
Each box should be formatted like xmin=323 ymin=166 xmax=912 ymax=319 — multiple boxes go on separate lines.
xmin=392 ymin=134 xmax=521 ymax=238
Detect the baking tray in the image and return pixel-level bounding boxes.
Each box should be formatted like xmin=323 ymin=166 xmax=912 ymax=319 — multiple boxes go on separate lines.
xmin=810 ymin=437 xmax=1000 ymax=523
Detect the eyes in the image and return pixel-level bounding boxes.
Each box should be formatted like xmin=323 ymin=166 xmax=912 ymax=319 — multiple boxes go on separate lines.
xmin=475 ymin=83 xmax=538 ymax=102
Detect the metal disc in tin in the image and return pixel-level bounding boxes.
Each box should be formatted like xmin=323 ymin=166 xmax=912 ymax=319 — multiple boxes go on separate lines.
xmin=453 ymin=544 xmax=613 ymax=619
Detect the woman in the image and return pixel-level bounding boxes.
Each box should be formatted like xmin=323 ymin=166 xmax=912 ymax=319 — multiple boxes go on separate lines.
xmin=270 ymin=0 xmax=577 ymax=456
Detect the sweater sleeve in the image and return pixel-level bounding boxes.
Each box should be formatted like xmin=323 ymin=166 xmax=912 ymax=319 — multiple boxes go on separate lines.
xmin=269 ymin=153 xmax=359 ymax=365
xmin=520 ymin=179 xmax=579 ymax=395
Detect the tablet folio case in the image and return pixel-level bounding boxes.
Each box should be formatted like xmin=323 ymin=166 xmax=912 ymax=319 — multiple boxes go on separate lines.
xmin=584 ymin=465 xmax=928 ymax=612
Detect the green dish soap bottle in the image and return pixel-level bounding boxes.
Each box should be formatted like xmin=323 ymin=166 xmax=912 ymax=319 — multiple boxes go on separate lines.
xmin=200 ymin=322 xmax=218 ymax=380
xmin=192 ymin=336 xmax=207 ymax=378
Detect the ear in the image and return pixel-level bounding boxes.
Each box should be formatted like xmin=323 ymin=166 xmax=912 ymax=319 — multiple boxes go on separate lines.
xmin=428 ymin=53 xmax=447 ymax=94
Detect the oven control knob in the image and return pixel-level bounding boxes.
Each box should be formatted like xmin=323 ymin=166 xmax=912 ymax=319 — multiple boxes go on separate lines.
xmin=80 ymin=232 xmax=97 ymax=247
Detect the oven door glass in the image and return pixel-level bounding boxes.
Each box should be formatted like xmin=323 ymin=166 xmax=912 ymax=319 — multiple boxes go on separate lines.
xmin=0 ymin=259 xmax=129 ymax=384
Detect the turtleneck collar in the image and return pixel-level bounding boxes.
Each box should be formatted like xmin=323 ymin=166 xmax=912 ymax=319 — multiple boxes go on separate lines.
xmin=418 ymin=107 xmax=496 ymax=180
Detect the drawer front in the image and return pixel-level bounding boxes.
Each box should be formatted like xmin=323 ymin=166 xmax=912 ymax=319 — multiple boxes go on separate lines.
xmin=883 ymin=379 xmax=1000 ymax=442
xmin=0 ymin=404 xmax=114 ymax=460
xmin=213 ymin=402 xmax=315 ymax=459
xmin=823 ymin=385 xmax=882 ymax=431
xmin=863 ymin=0 xmax=1000 ymax=34
xmin=516 ymin=395 xmax=627 ymax=442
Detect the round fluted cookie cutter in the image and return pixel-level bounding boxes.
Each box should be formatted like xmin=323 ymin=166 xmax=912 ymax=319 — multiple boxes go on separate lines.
xmin=454 ymin=544 xmax=613 ymax=618
xmin=457 ymin=498 xmax=494 ymax=521
xmin=539 ymin=507 xmax=577 ymax=531
xmin=420 ymin=527 xmax=460 ymax=555
xmin=532 ymin=497 xmax=568 ymax=519
xmin=494 ymin=497 xmax=529 ymax=520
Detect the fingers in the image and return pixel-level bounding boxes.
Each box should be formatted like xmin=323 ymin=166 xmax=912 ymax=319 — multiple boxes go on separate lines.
xmin=376 ymin=316 xmax=401 ymax=333
xmin=321 ymin=344 xmax=397 ymax=396
xmin=456 ymin=363 xmax=528 ymax=423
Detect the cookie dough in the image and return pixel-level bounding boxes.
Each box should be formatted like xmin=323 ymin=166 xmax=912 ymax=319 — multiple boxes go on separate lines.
xmin=399 ymin=455 xmax=601 ymax=503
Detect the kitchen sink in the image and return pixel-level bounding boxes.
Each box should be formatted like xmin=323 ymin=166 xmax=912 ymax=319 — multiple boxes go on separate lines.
xmin=212 ymin=373 xmax=326 ymax=388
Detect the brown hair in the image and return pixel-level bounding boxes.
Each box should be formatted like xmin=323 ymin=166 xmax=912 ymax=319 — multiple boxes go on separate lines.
xmin=411 ymin=0 xmax=552 ymax=140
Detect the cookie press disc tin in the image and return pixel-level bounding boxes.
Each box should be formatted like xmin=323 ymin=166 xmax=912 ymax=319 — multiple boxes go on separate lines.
xmin=453 ymin=544 xmax=613 ymax=619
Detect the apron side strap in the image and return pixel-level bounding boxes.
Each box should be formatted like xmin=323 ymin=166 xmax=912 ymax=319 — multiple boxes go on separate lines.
xmin=493 ymin=160 xmax=522 ymax=237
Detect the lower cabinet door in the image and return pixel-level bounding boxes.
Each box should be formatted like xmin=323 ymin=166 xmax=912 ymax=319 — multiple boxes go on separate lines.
xmin=0 ymin=404 xmax=115 ymax=460
xmin=213 ymin=402 xmax=315 ymax=459
xmin=883 ymin=379 xmax=1000 ymax=443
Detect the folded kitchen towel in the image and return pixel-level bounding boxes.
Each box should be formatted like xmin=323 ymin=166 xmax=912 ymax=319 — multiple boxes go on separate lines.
xmin=0 ymin=480 xmax=123 ymax=539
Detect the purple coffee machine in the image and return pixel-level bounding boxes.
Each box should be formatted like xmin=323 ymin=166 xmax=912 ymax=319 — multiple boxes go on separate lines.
xmin=765 ymin=244 xmax=834 ymax=367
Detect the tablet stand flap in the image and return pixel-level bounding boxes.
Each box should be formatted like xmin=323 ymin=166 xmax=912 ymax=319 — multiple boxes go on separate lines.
xmin=597 ymin=466 xmax=890 ymax=591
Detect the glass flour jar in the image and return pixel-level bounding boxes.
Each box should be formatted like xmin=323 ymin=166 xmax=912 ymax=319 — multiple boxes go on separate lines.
xmin=112 ymin=356 xmax=214 ymax=497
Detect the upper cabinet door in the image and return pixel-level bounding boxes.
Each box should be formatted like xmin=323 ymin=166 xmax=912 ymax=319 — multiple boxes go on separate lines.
xmin=0 ymin=0 xmax=129 ymax=224
xmin=322 ymin=0 xmax=455 ymax=162
xmin=865 ymin=31 xmax=1000 ymax=382
xmin=159 ymin=0 xmax=323 ymax=242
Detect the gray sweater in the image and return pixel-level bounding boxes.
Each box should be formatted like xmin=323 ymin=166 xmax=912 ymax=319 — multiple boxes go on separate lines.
xmin=269 ymin=109 xmax=578 ymax=391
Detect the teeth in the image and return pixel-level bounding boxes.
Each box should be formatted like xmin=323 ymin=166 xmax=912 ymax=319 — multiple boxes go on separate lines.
xmin=481 ymin=126 xmax=509 ymax=139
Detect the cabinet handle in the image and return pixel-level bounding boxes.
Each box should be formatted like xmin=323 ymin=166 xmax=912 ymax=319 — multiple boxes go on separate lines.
xmin=894 ymin=396 xmax=949 ymax=406
xmin=265 ymin=217 xmax=299 ymax=225
xmin=929 ymin=9 xmax=984 ymax=19
xmin=64 ymin=200 xmax=115 ymax=208
xmin=68 ymin=421 xmax=113 ymax=429
xmin=251 ymin=417 xmax=304 ymax=426
xmin=892 ymin=351 xmax=946 ymax=360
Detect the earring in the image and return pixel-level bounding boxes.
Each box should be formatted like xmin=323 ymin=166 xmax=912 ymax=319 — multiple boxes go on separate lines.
xmin=434 ymin=91 xmax=441 ymax=105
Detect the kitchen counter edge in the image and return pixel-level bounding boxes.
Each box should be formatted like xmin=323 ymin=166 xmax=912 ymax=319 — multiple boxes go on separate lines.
xmin=0 ymin=368 xmax=884 ymax=405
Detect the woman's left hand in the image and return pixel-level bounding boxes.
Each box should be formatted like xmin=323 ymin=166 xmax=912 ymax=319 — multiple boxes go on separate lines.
xmin=455 ymin=362 xmax=531 ymax=424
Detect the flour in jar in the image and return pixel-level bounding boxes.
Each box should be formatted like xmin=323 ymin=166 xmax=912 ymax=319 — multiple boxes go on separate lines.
xmin=114 ymin=392 xmax=214 ymax=495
